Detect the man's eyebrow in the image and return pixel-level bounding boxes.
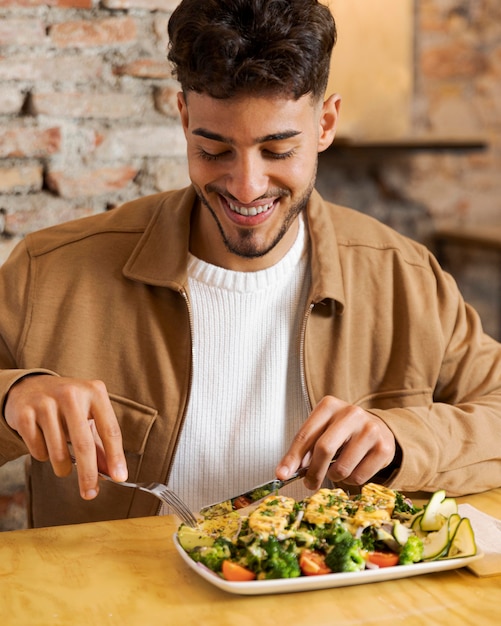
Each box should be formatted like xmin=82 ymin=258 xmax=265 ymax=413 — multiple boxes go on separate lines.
xmin=192 ymin=128 xmax=302 ymax=144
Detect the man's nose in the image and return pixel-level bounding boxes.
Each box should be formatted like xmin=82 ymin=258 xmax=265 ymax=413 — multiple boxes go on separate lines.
xmin=225 ymin=154 xmax=269 ymax=204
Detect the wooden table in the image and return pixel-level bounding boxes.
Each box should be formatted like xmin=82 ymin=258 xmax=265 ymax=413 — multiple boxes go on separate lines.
xmin=1 ymin=490 xmax=500 ymax=626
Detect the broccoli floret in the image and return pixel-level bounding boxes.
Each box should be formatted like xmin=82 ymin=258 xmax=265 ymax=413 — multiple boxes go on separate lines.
xmin=238 ymin=538 xmax=267 ymax=572
xmin=324 ymin=526 xmax=365 ymax=573
xmin=293 ymin=528 xmax=318 ymax=549
xmin=189 ymin=537 xmax=232 ymax=572
xmin=234 ymin=536 xmax=301 ymax=579
xmin=260 ymin=536 xmax=301 ymax=580
xmin=310 ymin=519 xmax=342 ymax=544
xmin=399 ymin=535 xmax=424 ymax=565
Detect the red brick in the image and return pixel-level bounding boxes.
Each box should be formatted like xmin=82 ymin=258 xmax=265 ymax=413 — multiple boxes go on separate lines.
xmin=153 ymin=15 xmax=169 ymax=50
xmin=0 ymin=88 xmax=24 ymax=115
xmin=49 ymin=17 xmax=137 ymax=48
xmin=0 ymin=55 xmax=103 ymax=82
xmin=114 ymin=58 xmax=172 ymax=79
xmin=0 ymin=19 xmax=46 ymax=46
xmin=0 ymin=0 xmax=91 ymax=7
xmin=102 ymin=0 xmax=179 ymax=10
xmin=421 ymin=42 xmax=488 ymax=80
xmin=3 ymin=195 xmax=95 ymax=236
xmin=93 ymin=125 xmax=186 ymax=159
xmin=0 ymin=165 xmax=43 ymax=193
xmin=46 ymin=165 xmax=138 ymax=198
xmin=0 ymin=491 xmax=25 ymax=517
xmin=31 ymin=92 xmax=143 ymax=119
xmin=0 ymin=127 xmax=61 ymax=158
xmin=154 ymin=84 xmax=179 ymax=118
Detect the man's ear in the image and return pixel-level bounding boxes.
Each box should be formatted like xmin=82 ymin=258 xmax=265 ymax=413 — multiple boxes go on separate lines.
xmin=177 ymin=91 xmax=189 ymax=133
xmin=318 ymin=93 xmax=341 ymax=152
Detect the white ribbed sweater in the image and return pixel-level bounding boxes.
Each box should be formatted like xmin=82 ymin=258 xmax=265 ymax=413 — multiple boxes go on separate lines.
xmin=167 ymin=218 xmax=312 ymax=513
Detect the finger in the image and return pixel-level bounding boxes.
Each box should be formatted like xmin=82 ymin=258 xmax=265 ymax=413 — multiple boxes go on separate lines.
xmin=13 ymin=408 xmax=50 ymax=462
xmin=88 ymin=381 xmax=127 ymax=482
xmin=25 ymin=394 xmax=78 ymax=478
xmin=42 ymin=411 xmax=74 ymax=478
xmin=327 ymin=420 xmax=395 ymax=485
xmin=89 ymin=421 xmax=108 ymax=472
xmin=4 ymin=387 xmax=51 ymax=461
xmin=276 ymin=396 xmax=349 ymax=480
xmin=53 ymin=380 xmax=113 ymax=499
xmin=300 ymin=401 xmax=358 ymax=489
xmin=65 ymin=414 xmax=101 ymax=500
xmin=301 ymin=403 xmax=378 ymax=489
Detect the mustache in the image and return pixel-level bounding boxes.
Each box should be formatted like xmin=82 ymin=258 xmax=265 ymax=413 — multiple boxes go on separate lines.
xmin=205 ymin=184 xmax=291 ymax=202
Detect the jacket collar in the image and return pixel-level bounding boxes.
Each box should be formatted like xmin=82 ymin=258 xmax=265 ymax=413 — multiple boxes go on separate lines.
xmin=123 ymin=186 xmax=196 ymax=290
xmin=123 ymin=185 xmax=345 ymax=310
xmin=306 ymin=189 xmax=345 ymax=312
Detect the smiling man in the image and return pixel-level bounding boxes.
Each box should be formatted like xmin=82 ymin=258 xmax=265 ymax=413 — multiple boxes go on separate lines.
xmin=0 ymin=0 xmax=501 ymax=528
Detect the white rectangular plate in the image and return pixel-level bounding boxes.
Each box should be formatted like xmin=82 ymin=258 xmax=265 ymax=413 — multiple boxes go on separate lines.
xmin=173 ymin=534 xmax=483 ymax=596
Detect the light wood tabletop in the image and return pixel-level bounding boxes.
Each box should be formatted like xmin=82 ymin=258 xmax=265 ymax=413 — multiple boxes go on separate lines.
xmin=1 ymin=489 xmax=500 ymax=626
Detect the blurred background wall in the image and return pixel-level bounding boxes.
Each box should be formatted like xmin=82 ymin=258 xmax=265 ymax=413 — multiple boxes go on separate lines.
xmin=1 ymin=0 xmax=500 ymax=529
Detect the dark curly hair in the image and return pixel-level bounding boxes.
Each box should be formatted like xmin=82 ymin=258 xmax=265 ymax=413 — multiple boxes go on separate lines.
xmin=167 ymin=0 xmax=336 ymax=100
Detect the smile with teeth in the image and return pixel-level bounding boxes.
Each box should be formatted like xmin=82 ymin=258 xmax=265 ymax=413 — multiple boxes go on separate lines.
xmin=228 ymin=200 xmax=274 ymax=217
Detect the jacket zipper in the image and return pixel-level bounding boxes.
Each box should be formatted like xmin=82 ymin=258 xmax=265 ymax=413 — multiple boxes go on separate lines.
xmin=299 ymin=302 xmax=314 ymax=414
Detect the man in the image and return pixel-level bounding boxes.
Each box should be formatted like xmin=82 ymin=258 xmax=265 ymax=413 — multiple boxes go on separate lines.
xmin=1 ymin=0 xmax=500 ymax=528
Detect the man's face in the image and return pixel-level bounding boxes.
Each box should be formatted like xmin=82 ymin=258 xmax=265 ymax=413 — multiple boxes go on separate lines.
xmin=178 ymin=91 xmax=339 ymax=271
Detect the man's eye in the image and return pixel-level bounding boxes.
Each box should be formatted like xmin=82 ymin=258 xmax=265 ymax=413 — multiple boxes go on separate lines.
xmin=197 ymin=149 xmax=229 ymax=161
xmin=264 ymin=149 xmax=296 ymax=160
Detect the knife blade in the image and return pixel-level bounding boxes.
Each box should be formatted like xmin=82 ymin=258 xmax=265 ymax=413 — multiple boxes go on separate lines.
xmin=199 ymin=458 xmax=338 ymax=518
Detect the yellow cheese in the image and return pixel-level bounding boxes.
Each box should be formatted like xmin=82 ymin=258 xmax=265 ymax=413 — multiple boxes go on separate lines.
xmin=248 ymin=495 xmax=296 ymax=539
xmin=303 ymin=488 xmax=350 ymax=526
xmin=350 ymin=483 xmax=397 ymax=528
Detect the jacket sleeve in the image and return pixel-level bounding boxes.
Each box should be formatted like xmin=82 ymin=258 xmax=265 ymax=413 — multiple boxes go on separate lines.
xmin=0 ymin=240 xmax=58 ymax=463
xmin=372 ymin=254 xmax=501 ymax=496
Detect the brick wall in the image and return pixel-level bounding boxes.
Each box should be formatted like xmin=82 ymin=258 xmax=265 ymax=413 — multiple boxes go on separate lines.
xmin=0 ymin=0 xmax=189 ymax=265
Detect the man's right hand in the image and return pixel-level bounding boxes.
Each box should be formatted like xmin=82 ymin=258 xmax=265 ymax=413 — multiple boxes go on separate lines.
xmin=4 ymin=375 xmax=128 ymax=500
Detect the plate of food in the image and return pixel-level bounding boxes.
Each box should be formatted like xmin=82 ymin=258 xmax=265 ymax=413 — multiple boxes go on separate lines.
xmin=174 ymin=483 xmax=483 ymax=595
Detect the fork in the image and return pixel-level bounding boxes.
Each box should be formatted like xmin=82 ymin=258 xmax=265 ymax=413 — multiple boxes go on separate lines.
xmin=70 ymin=455 xmax=197 ymax=527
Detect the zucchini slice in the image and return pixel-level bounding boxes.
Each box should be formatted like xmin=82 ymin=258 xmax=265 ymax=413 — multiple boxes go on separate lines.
xmin=422 ymin=520 xmax=451 ymax=560
xmin=420 ymin=490 xmax=458 ymax=532
xmin=446 ymin=518 xmax=477 ymax=558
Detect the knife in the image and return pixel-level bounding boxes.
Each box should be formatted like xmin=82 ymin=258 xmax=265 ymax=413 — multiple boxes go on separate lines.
xmin=199 ymin=458 xmax=338 ymax=518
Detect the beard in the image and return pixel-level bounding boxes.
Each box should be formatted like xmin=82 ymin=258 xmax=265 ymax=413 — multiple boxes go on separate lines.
xmin=195 ymin=170 xmax=316 ymax=260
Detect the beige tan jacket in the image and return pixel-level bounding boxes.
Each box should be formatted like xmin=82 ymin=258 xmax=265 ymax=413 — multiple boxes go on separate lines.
xmin=1 ymin=187 xmax=501 ymax=527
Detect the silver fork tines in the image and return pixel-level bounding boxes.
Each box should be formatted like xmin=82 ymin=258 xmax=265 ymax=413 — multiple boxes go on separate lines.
xmin=70 ymin=455 xmax=197 ymax=527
